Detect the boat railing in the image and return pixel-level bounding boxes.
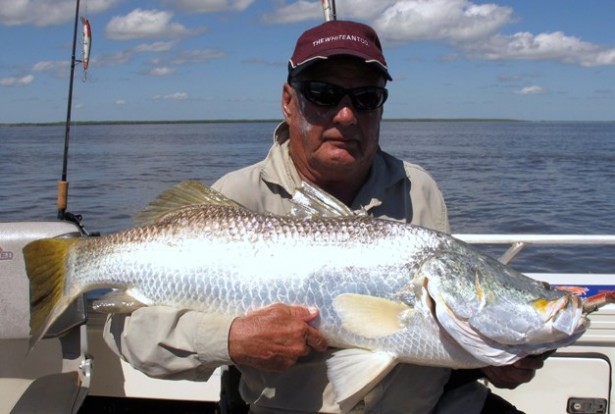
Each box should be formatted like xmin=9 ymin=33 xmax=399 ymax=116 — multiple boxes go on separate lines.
xmin=455 ymin=234 xmax=615 ymax=264
xmin=455 ymin=233 xmax=615 ymax=291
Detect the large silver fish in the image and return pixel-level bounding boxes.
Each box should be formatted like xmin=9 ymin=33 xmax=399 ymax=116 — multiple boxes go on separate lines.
xmin=23 ymin=180 xmax=610 ymax=407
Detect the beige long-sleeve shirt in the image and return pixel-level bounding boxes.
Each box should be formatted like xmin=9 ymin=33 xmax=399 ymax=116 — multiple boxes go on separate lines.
xmin=104 ymin=122 xmax=452 ymax=413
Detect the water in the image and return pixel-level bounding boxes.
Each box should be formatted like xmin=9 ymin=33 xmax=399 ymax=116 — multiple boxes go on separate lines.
xmin=1 ymin=121 xmax=614 ymax=274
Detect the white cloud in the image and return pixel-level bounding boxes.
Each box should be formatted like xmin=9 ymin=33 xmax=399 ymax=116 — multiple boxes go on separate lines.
xmin=115 ymin=99 xmax=126 ymax=106
xmin=469 ymin=32 xmax=615 ymax=67
xmin=515 ymin=86 xmax=546 ymax=95
xmin=106 ymin=9 xmax=192 ymax=40
xmin=152 ymin=92 xmax=189 ymax=100
xmin=138 ymin=48 xmax=224 ymax=77
xmin=170 ymin=0 xmax=254 ymax=13
xmin=172 ymin=49 xmax=225 ymax=65
xmin=134 ymin=41 xmax=177 ymax=53
xmin=149 ymin=67 xmax=175 ymax=76
xmin=374 ymin=0 xmax=513 ymax=43
xmin=32 ymin=60 xmax=70 ymax=78
xmin=264 ymin=0 xmax=615 ymax=68
xmin=335 ymin=0 xmax=399 ymax=20
xmin=0 ymin=74 xmax=34 ymax=86
xmin=92 ymin=51 xmax=134 ymax=67
xmin=371 ymin=1 xmax=615 ymax=67
xmin=261 ymin=1 xmax=322 ymax=24
xmin=242 ymin=57 xmax=284 ymax=68
xmin=262 ymin=0 xmax=396 ymax=23
xmin=0 ymin=0 xmax=119 ymax=26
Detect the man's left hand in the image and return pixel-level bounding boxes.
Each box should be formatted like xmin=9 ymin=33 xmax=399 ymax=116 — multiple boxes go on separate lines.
xmin=481 ymin=355 xmax=546 ymax=389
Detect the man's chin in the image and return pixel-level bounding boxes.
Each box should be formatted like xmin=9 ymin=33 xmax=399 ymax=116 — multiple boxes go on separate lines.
xmin=322 ymin=146 xmax=362 ymax=165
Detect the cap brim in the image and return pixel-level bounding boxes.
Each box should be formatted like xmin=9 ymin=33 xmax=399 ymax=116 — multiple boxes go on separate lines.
xmin=289 ymin=54 xmax=392 ymax=81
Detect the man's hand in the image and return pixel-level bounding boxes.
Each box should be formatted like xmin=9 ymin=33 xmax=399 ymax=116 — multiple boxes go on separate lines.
xmin=482 ymin=355 xmax=546 ymax=389
xmin=228 ymin=303 xmax=328 ymax=372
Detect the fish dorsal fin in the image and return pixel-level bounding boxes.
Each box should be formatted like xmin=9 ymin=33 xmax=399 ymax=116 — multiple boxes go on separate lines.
xmin=327 ymin=348 xmax=397 ymax=411
xmin=333 ymin=293 xmax=413 ymax=338
xmin=290 ymin=181 xmax=366 ymax=218
xmin=135 ymin=180 xmax=245 ymax=225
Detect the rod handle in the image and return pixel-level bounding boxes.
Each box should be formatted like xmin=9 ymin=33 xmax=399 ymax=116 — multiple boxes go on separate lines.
xmin=57 ymin=180 xmax=69 ymax=211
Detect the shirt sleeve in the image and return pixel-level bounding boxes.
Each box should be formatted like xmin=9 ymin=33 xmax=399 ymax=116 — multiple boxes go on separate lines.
xmin=103 ymin=306 xmax=235 ymax=381
xmin=403 ymin=161 xmax=451 ymax=234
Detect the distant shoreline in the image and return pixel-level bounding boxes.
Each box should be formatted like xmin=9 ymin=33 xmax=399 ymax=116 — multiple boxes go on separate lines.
xmin=0 ymin=118 xmax=522 ymax=127
xmin=1 ymin=118 xmax=613 ymax=127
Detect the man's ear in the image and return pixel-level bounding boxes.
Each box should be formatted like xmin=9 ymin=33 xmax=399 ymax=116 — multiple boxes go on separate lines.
xmin=282 ymin=83 xmax=293 ymax=119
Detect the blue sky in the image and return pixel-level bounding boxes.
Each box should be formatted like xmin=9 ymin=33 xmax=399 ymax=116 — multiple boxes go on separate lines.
xmin=1 ymin=0 xmax=614 ymax=123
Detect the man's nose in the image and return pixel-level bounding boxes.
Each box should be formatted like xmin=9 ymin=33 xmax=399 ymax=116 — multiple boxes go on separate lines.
xmin=332 ymin=96 xmax=358 ymax=125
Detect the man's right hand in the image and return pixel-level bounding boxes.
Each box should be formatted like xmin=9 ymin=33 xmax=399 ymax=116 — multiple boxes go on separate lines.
xmin=228 ymin=303 xmax=328 ymax=372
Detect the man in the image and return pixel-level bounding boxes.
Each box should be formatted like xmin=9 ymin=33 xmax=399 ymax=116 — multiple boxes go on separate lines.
xmin=104 ymin=20 xmax=541 ymax=413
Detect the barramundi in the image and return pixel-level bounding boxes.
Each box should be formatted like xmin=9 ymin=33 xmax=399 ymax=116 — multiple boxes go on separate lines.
xmin=23 ymin=180 xmax=612 ymax=407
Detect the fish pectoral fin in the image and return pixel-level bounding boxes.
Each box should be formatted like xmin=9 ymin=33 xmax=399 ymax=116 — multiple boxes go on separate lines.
xmin=290 ymin=181 xmax=362 ymax=218
xmin=327 ymin=348 xmax=396 ymax=411
xmin=135 ymin=180 xmax=246 ymax=225
xmin=92 ymin=290 xmax=148 ymax=313
xmin=333 ymin=293 xmax=413 ymax=338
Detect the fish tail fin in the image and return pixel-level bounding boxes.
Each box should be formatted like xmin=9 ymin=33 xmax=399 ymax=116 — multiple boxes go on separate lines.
xmin=23 ymin=238 xmax=80 ymax=349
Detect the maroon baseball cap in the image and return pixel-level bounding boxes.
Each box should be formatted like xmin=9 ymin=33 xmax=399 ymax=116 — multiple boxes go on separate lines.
xmin=288 ymin=20 xmax=392 ymax=81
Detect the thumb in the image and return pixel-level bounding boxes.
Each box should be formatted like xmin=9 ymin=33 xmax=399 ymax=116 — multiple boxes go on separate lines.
xmin=289 ymin=305 xmax=320 ymax=322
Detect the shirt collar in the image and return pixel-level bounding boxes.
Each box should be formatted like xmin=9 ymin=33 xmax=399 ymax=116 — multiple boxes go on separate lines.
xmin=259 ymin=122 xmax=302 ymax=195
xmin=351 ymin=148 xmax=408 ymax=213
xmin=262 ymin=122 xmax=408 ymax=214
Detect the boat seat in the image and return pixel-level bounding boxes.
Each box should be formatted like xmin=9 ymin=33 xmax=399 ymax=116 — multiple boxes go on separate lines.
xmin=0 ymin=222 xmax=91 ymax=413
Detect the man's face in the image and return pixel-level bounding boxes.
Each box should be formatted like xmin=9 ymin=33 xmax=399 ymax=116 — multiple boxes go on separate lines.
xmin=283 ymin=57 xmax=386 ymax=188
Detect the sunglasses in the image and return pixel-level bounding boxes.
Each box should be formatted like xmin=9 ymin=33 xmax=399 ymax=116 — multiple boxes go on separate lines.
xmin=291 ymin=80 xmax=388 ymax=112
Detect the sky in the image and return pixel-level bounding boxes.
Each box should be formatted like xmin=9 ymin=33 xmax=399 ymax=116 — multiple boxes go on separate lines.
xmin=1 ymin=0 xmax=614 ymax=123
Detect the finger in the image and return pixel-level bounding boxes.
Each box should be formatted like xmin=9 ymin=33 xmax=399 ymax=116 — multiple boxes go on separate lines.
xmin=513 ymin=357 xmax=544 ymax=370
xmin=288 ymin=305 xmax=320 ymax=322
xmin=511 ymin=368 xmax=536 ymax=385
xmin=482 ymin=365 xmax=535 ymax=389
xmin=300 ymin=338 xmax=312 ymax=357
xmin=539 ymin=349 xmax=556 ymax=360
xmin=305 ymin=325 xmax=328 ymax=352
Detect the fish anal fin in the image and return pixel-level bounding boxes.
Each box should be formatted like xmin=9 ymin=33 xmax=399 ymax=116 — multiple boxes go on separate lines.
xmin=327 ymin=348 xmax=396 ymax=411
xmin=92 ymin=290 xmax=148 ymax=313
xmin=135 ymin=180 xmax=245 ymax=225
xmin=333 ymin=293 xmax=413 ymax=338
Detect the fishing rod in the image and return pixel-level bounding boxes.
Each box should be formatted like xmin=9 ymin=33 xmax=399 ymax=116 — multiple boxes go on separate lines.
xmin=58 ymin=0 xmax=80 ymax=221
xmin=321 ymin=0 xmax=337 ymax=21
xmin=58 ymin=0 xmax=94 ymax=236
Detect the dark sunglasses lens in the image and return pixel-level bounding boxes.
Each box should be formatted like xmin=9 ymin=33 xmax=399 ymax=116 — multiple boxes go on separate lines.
xmin=294 ymin=81 xmax=387 ymax=111
xmin=302 ymin=82 xmax=343 ymax=106
xmin=352 ymin=88 xmax=388 ymax=111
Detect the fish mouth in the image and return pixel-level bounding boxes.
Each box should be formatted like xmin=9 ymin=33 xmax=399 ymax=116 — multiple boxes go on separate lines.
xmin=548 ymin=295 xmax=588 ymax=337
